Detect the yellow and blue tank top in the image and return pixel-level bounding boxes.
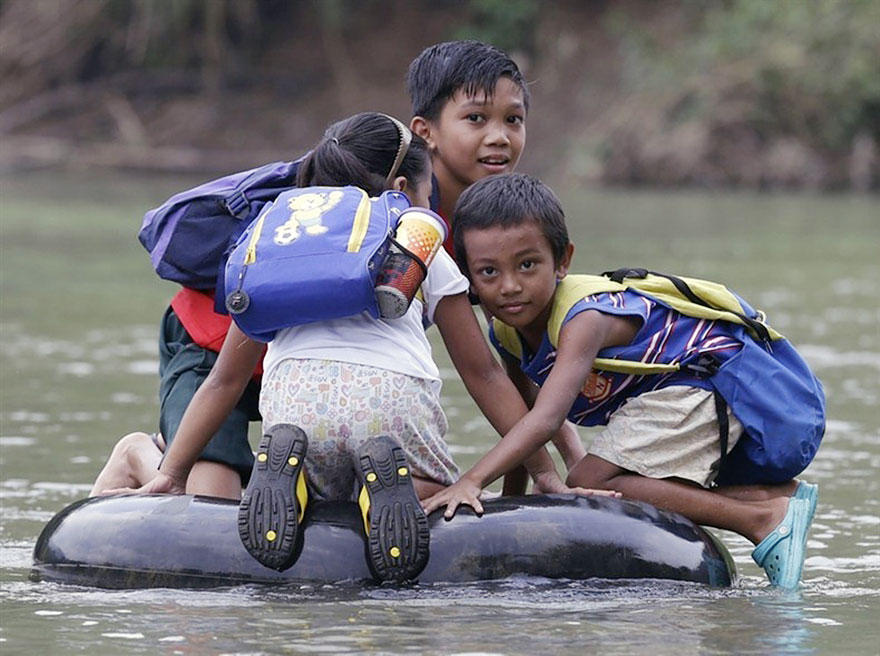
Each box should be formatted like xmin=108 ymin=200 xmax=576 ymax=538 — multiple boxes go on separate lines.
xmin=489 ymin=273 xmax=825 ymax=485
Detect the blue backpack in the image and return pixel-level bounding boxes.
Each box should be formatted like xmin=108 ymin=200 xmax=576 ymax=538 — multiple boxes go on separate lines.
xmin=223 ymin=186 xmax=412 ymax=342
xmin=492 ymin=269 xmax=826 ymax=486
xmin=137 ymin=159 xmax=303 ymax=305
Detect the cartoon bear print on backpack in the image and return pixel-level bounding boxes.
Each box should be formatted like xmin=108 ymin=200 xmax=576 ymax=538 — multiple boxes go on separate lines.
xmin=274 ymin=190 xmax=343 ymax=245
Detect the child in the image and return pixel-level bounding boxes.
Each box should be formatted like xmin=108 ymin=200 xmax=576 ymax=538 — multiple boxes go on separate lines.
xmin=93 ymin=39 xmax=584 ymax=498
xmin=108 ymin=114 xmax=613 ymax=583
xmin=406 ymin=41 xmax=587 ymax=485
xmin=424 ymin=173 xmax=825 ymax=590
xmin=407 ymin=40 xmax=528 ymax=253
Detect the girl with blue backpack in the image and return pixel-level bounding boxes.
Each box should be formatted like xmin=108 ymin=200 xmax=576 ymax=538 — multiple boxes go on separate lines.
xmin=106 ymin=112 xmax=616 ymax=583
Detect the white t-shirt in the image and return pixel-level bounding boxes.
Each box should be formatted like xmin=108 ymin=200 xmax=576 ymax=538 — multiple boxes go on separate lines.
xmin=263 ymin=249 xmax=469 ymax=388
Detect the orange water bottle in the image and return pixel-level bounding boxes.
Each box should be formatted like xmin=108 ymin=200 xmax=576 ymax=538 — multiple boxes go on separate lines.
xmin=374 ymin=208 xmax=447 ymax=319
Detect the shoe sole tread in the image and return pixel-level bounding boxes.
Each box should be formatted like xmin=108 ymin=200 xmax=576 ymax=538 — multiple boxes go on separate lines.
xmin=238 ymin=424 xmax=307 ymax=571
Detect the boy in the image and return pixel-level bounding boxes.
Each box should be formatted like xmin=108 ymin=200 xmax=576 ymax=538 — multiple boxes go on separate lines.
xmin=407 ymin=40 xmax=528 ymax=254
xmin=406 ymin=41 xmax=589 ymax=487
xmin=424 ymin=173 xmax=825 ymax=589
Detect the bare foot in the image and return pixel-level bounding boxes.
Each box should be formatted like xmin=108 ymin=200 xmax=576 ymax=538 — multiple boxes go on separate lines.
xmin=750 ymin=495 xmax=792 ymax=545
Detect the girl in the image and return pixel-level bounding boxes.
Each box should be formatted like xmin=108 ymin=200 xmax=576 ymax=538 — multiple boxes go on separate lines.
xmin=109 ymin=112 xmax=613 ymax=582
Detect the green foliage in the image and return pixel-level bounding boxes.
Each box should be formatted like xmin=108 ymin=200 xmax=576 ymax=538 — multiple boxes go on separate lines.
xmin=452 ymin=0 xmax=540 ymax=55
xmin=608 ymin=0 xmax=880 ymax=150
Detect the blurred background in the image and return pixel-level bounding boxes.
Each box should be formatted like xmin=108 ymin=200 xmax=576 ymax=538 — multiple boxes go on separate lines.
xmin=1 ymin=0 xmax=878 ymax=190
xmin=2 ymin=3 xmax=880 ymax=653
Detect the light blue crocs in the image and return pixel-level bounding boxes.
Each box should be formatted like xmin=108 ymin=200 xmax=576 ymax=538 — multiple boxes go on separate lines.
xmin=795 ymin=480 xmax=819 ymax=524
xmin=752 ymin=497 xmax=813 ymax=589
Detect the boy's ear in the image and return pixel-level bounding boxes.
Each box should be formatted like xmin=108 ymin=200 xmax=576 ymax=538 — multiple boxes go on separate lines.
xmin=410 ymin=116 xmax=434 ymax=149
xmin=556 ymin=242 xmax=575 ymax=280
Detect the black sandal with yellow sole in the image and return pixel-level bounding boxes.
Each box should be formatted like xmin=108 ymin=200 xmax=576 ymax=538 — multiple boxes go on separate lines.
xmin=356 ymin=435 xmax=430 ymax=583
xmin=237 ymin=424 xmax=308 ymax=571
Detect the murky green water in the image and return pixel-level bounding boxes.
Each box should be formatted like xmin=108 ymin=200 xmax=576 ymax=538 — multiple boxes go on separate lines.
xmin=2 ymin=172 xmax=878 ymax=654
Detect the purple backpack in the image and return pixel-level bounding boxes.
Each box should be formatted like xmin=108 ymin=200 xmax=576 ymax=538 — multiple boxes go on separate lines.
xmin=137 ymin=159 xmax=303 ymax=306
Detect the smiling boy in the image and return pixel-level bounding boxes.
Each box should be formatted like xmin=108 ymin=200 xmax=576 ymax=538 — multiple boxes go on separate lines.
xmin=407 ymin=41 xmax=528 ymax=252
xmin=425 ymin=173 xmax=825 ymax=589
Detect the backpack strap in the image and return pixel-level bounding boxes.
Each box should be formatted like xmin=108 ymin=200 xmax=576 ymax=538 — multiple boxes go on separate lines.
xmin=223 ymin=160 xmax=302 ymax=219
xmin=713 ymin=389 xmax=731 ymax=476
xmin=548 ymin=275 xmax=626 ymax=346
xmin=491 ymin=318 xmax=523 ymax=361
xmin=492 ymin=270 xmax=781 ymax=378
xmin=602 ymin=268 xmax=780 ymax=343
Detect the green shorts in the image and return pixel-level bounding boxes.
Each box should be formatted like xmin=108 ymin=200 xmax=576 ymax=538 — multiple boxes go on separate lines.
xmin=158 ymin=306 xmax=259 ymax=484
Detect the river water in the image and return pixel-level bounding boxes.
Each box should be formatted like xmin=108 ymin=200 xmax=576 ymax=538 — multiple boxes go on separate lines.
xmin=1 ymin=173 xmax=878 ymax=654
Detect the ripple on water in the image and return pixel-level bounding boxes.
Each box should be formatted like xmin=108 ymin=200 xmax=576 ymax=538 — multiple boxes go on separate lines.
xmin=1 ymin=543 xmax=40 ymax=569
xmin=0 ymin=437 xmax=37 ymax=446
xmin=797 ymin=344 xmax=880 ymax=370
xmin=807 ymin=554 xmax=880 ymax=573
xmin=2 ymin=328 xmax=159 ymax=378
xmin=126 ymin=360 xmax=158 ymax=375
xmin=110 ymin=392 xmax=141 ymax=404
xmin=5 ymin=412 xmax=49 ymax=423
xmin=56 ymin=362 xmax=95 ymax=377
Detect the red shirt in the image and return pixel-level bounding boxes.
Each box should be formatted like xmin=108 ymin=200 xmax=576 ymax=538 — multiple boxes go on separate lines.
xmin=171 ymin=287 xmax=263 ymax=377
xmin=438 ymin=209 xmax=454 ymax=256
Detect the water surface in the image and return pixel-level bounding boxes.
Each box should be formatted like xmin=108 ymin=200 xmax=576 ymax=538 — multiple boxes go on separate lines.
xmin=1 ymin=173 xmax=878 ymax=654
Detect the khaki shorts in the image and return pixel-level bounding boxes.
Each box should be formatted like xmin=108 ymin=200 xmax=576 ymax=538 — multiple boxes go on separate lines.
xmin=589 ymin=385 xmax=743 ymax=488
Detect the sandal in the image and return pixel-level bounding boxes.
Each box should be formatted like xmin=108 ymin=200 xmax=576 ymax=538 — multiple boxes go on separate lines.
xmin=356 ymin=435 xmax=430 ymax=583
xmin=751 ymin=497 xmax=813 ymax=589
xmin=794 ymin=480 xmax=819 ymax=524
xmin=237 ymin=424 xmax=308 ymax=571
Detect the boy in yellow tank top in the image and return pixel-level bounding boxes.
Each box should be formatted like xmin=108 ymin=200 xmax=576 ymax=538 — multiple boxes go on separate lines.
xmin=424 ymin=173 xmax=823 ymax=590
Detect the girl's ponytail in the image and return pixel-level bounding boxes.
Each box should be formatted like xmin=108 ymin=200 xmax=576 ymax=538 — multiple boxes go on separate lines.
xmin=296 ymin=113 xmax=428 ymax=195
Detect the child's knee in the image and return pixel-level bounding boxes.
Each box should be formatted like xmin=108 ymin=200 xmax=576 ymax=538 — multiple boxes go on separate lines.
xmin=565 ymin=454 xmax=621 ymax=489
xmin=111 ymin=432 xmax=154 ymax=468
xmin=567 ymin=470 xmax=612 ymax=490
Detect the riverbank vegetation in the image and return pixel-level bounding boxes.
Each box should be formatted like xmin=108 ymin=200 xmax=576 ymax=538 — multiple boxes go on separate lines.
xmin=1 ymin=0 xmax=876 ymax=189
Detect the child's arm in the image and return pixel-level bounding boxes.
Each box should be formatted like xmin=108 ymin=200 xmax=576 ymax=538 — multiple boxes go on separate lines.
xmin=424 ymin=309 xmax=637 ymax=517
xmin=503 ymin=358 xmax=586 ymax=471
xmin=433 ymin=293 xmax=567 ymax=490
xmin=104 ymin=323 xmax=263 ymax=495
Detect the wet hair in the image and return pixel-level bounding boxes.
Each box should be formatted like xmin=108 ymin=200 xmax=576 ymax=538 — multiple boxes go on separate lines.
xmin=406 ymin=40 xmax=530 ymax=120
xmin=296 ymin=112 xmax=429 ymax=196
xmin=453 ymin=173 xmax=569 ymax=275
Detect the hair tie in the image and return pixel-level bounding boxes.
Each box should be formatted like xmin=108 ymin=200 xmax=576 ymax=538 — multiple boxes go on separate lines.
xmin=330 ymin=137 xmax=340 ymax=145
xmin=379 ymin=114 xmax=412 ymax=184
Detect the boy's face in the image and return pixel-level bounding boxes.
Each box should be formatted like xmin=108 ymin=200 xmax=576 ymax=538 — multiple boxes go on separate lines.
xmin=463 ymin=221 xmax=572 ymax=341
xmin=412 ymin=77 xmax=526 ymax=208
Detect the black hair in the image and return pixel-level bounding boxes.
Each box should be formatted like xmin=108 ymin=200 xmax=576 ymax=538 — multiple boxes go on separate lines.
xmin=453 ymin=173 xmax=569 ymax=275
xmin=406 ymin=40 xmax=530 ymax=120
xmin=296 ymin=112 xmax=429 ymax=196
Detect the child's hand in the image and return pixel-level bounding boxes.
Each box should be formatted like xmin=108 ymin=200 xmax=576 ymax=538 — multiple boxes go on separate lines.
xmin=566 ymin=486 xmax=623 ymax=499
xmin=531 ymin=469 xmax=569 ymax=494
xmin=531 ymin=470 xmax=622 ymax=498
xmin=422 ymin=477 xmax=485 ymax=519
xmin=100 ymin=471 xmax=186 ymax=496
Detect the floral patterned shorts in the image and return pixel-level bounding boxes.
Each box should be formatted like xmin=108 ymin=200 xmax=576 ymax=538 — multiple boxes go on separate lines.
xmin=260 ymin=359 xmax=459 ymax=501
